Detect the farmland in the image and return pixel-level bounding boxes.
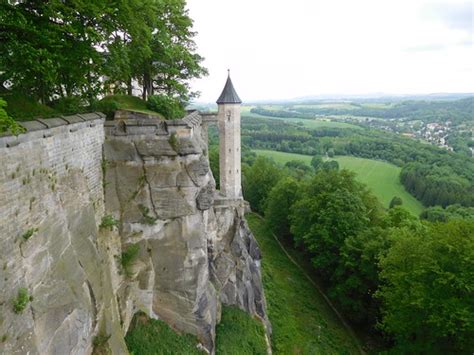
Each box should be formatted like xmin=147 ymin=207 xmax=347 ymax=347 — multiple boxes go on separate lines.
xmin=253 ymin=149 xmax=424 ymax=215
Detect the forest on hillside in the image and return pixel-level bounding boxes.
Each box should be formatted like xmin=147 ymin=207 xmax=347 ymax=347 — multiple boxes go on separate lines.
xmin=251 ymin=97 xmax=473 ymax=124
xmin=228 ymin=151 xmax=473 ymax=354
xmin=250 ymin=98 xmax=474 ymax=156
xmin=234 ymin=115 xmax=474 ymax=209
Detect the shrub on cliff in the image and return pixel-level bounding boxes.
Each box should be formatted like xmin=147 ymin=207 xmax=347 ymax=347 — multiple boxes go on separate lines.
xmin=147 ymin=95 xmax=185 ymax=120
xmin=13 ymin=288 xmax=30 ymax=314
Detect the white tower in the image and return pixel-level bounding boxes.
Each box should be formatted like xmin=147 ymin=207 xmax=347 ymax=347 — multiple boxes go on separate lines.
xmin=217 ymin=70 xmax=242 ymax=199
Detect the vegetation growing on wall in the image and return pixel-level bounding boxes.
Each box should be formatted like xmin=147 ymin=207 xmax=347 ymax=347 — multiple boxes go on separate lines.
xmin=13 ymin=288 xmax=30 ymax=314
xmin=21 ymin=228 xmax=38 ymax=241
xmin=99 ymin=215 xmax=119 ymax=231
xmin=120 ymin=244 xmax=140 ymax=277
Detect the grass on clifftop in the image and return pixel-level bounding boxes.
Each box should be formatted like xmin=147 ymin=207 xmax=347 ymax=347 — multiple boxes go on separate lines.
xmin=125 ymin=312 xmax=204 ymax=354
xmin=0 ymin=91 xmax=162 ymax=121
xmin=246 ymin=213 xmax=361 ymax=354
xmin=99 ymin=94 xmax=163 ymax=116
xmin=254 ymin=149 xmax=424 ymax=216
xmin=215 ymin=306 xmax=267 ymax=354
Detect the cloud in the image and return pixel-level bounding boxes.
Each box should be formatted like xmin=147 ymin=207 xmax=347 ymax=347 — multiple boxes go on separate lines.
xmin=423 ymin=1 xmax=473 ymax=33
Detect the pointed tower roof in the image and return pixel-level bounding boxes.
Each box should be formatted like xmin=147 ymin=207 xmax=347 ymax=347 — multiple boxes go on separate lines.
xmin=216 ymin=70 xmax=242 ymax=104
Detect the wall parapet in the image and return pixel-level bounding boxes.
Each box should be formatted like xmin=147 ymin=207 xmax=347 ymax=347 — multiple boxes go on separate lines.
xmin=104 ymin=110 xmax=203 ymax=137
xmin=0 ymin=112 xmax=105 ymax=148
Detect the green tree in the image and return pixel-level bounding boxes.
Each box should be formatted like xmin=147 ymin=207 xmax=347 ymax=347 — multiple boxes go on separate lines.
xmin=0 ymin=1 xmax=111 ymax=103
xmin=310 ymin=155 xmax=323 ymax=170
xmin=135 ymin=0 xmax=207 ymax=101
xmin=335 ymin=206 xmax=418 ymax=324
xmin=376 ymin=219 xmax=474 ymax=353
xmin=289 ymin=170 xmax=379 ymax=280
xmin=0 ymin=0 xmax=207 ymax=107
xmin=389 ymin=196 xmax=403 ymax=208
xmin=321 ymin=160 xmax=339 ymax=171
xmin=243 ymin=156 xmax=282 ymax=214
xmin=265 ymin=177 xmax=300 ymax=240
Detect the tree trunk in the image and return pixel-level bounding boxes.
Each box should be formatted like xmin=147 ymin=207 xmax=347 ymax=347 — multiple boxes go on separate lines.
xmin=127 ymin=77 xmax=133 ymax=96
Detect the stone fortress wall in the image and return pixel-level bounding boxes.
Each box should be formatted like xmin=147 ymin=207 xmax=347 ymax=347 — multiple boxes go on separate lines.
xmin=0 ymin=113 xmax=109 ymax=354
xmin=0 ymin=111 xmax=268 ymax=354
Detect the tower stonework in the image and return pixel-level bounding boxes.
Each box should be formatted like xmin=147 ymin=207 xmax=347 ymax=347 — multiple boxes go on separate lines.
xmin=217 ymin=72 xmax=242 ymax=199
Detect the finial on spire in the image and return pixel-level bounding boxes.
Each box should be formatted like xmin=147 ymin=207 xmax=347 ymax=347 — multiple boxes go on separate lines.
xmin=227 ymin=69 xmax=230 ymax=77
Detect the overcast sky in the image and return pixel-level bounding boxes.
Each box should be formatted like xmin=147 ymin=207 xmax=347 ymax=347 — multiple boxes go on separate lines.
xmin=186 ymin=0 xmax=473 ymax=102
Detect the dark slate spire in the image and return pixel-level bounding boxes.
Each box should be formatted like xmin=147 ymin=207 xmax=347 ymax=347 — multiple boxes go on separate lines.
xmin=216 ymin=70 xmax=242 ymax=104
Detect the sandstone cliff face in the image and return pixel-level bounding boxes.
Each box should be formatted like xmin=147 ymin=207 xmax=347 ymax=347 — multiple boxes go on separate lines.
xmin=104 ymin=115 xmax=268 ymax=352
xmin=0 ymin=113 xmax=268 ymax=354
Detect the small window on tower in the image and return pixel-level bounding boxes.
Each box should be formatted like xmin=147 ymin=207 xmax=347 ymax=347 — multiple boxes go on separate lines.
xmin=236 ymin=169 xmax=239 ymax=173
xmin=229 ymin=170 xmax=231 ymax=174
xmin=229 ymin=148 xmax=231 ymax=152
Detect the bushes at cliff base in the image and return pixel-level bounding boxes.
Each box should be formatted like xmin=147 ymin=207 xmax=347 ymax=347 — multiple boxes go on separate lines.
xmin=215 ymin=306 xmax=267 ymax=354
xmin=125 ymin=312 xmax=203 ymax=354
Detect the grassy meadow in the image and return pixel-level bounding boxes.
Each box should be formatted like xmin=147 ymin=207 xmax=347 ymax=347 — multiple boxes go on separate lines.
xmin=247 ymin=213 xmax=362 ymax=354
xmin=253 ymin=149 xmax=424 ymax=215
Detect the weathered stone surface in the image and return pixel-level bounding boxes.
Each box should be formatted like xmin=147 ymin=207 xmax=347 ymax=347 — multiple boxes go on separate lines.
xmin=135 ymin=137 xmax=178 ymax=157
xmin=0 ymin=115 xmax=268 ymax=355
xmin=104 ymin=119 xmax=269 ymax=353
xmin=186 ymin=155 xmax=210 ymax=186
xmin=197 ymin=182 xmax=216 ymax=211
xmin=0 ymin=120 xmax=128 ymax=355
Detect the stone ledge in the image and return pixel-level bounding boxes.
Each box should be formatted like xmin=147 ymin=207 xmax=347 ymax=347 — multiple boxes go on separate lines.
xmin=104 ymin=114 xmax=203 ymax=137
xmin=0 ymin=113 xmax=105 ymax=148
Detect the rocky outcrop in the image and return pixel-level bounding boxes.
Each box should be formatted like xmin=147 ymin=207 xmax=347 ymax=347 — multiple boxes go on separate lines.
xmin=104 ymin=116 xmax=268 ymax=353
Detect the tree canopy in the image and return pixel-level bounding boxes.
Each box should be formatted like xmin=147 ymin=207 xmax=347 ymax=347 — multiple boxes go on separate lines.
xmin=0 ymin=0 xmax=206 ymax=110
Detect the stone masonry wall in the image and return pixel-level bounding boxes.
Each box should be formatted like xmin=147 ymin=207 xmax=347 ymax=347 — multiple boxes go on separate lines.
xmin=0 ymin=114 xmax=129 ymax=354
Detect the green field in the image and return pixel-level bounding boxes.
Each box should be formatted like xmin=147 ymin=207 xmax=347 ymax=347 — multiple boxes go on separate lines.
xmin=254 ymin=149 xmax=424 ymax=215
xmin=247 ymin=213 xmax=362 ymax=354
xmin=241 ymin=105 xmax=361 ymax=130
xmin=293 ymin=103 xmax=359 ymax=109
